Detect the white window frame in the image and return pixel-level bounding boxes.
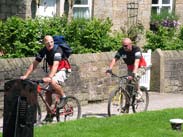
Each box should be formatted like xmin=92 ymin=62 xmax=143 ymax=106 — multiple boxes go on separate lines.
xmin=152 ymin=0 xmax=173 ymax=14
xmin=73 ymin=0 xmax=92 ymax=18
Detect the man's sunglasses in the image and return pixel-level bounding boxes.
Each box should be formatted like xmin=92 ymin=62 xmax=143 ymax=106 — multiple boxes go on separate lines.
xmin=123 ymin=45 xmax=128 ymax=48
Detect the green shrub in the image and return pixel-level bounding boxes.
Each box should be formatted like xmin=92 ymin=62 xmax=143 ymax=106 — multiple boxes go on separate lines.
xmin=144 ymin=26 xmax=183 ymax=51
xmin=0 ymin=16 xmax=124 ymax=58
xmin=150 ymin=11 xmax=179 ymax=29
xmin=65 ymin=18 xmax=124 ymax=53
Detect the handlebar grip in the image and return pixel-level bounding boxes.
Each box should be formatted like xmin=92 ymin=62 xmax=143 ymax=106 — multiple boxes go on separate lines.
xmin=37 ymin=80 xmax=44 ymax=83
xmin=106 ymin=69 xmax=112 ymax=74
xmin=28 ymin=79 xmax=44 ymax=84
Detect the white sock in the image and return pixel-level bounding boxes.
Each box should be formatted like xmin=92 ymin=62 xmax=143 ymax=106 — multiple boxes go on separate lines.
xmin=62 ymin=95 xmax=66 ymax=98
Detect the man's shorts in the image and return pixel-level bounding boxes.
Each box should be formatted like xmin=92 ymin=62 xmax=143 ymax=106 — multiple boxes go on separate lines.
xmin=52 ymin=70 xmax=67 ymax=85
xmin=128 ymin=67 xmax=146 ymax=81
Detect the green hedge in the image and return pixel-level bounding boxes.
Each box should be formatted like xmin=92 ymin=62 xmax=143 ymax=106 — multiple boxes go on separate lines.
xmin=144 ymin=26 xmax=183 ymax=51
xmin=1 ymin=15 xmax=182 ymax=58
xmin=0 ymin=16 xmax=124 ymax=58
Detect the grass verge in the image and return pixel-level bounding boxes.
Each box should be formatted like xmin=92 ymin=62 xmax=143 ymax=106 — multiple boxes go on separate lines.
xmin=1 ymin=108 xmax=183 ymax=137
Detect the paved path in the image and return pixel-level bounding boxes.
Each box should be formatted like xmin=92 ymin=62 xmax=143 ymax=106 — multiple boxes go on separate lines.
xmin=1 ymin=92 xmax=183 ymax=131
xmin=81 ymin=92 xmax=183 ymax=118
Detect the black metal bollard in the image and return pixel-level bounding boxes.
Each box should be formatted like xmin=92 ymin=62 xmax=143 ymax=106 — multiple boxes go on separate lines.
xmin=3 ymin=79 xmax=38 ymax=137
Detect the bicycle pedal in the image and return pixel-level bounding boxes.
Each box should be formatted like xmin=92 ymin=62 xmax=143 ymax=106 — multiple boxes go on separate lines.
xmin=112 ymin=102 xmax=119 ymax=106
xmin=136 ymin=98 xmax=144 ymax=103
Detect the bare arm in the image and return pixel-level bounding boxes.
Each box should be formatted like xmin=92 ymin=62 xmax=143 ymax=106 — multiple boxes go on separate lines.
xmin=48 ymin=61 xmax=59 ymax=78
xmin=21 ymin=60 xmax=39 ymax=79
xmin=42 ymin=60 xmax=59 ymax=83
xmin=109 ymin=58 xmax=118 ymax=70
xmin=133 ymin=59 xmax=140 ymax=74
xmin=106 ymin=58 xmax=118 ymax=74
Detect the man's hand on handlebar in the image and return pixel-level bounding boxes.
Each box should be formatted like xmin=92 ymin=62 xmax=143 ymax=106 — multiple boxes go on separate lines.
xmin=106 ymin=69 xmax=112 ymax=76
xmin=128 ymin=73 xmax=135 ymax=80
xmin=43 ymin=77 xmax=52 ymax=83
xmin=20 ymin=75 xmax=27 ymax=80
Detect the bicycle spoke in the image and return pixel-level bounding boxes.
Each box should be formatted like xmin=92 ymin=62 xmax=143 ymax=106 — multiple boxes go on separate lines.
xmin=58 ymin=96 xmax=81 ymax=122
xmin=108 ymin=89 xmax=127 ymax=116
xmin=132 ymin=87 xmax=149 ymax=113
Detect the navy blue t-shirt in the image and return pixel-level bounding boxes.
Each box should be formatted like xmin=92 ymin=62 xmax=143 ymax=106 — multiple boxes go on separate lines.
xmin=115 ymin=45 xmax=142 ymax=65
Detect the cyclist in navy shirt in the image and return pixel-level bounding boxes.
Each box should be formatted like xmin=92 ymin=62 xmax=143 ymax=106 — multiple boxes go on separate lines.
xmin=20 ymin=35 xmax=70 ymax=122
xmin=106 ymin=38 xmax=146 ymax=100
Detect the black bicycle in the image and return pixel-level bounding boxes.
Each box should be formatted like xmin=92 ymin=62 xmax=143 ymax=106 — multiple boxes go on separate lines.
xmin=107 ymin=72 xmax=149 ymax=116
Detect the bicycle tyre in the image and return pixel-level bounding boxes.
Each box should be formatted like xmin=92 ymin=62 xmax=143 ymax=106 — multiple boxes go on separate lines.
xmin=56 ymin=95 xmax=81 ymax=122
xmin=35 ymin=103 xmax=42 ymax=125
xmin=132 ymin=86 xmax=149 ymax=113
xmin=107 ymin=88 xmax=127 ymax=117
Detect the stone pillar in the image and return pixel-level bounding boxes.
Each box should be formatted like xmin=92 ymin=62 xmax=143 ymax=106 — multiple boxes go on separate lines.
xmin=151 ymin=49 xmax=162 ymax=92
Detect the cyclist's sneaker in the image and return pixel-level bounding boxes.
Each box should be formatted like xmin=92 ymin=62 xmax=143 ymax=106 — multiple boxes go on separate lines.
xmin=57 ymin=97 xmax=67 ymax=109
xmin=136 ymin=90 xmax=143 ymax=100
xmin=43 ymin=113 xmax=53 ymax=123
xmin=120 ymin=107 xmax=126 ymax=113
xmin=120 ymin=105 xmax=129 ymax=113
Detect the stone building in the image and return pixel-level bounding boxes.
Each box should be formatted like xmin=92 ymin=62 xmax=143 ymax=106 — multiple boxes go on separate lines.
xmin=0 ymin=0 xmax=182 ymax=31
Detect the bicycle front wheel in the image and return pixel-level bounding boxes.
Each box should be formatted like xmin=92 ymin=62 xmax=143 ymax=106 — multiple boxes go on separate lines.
xmin=35 ymin=103 xmax=42 ymax=125
xmin=57 ymin=96 xmax=81 ymax=122
xmin=132 ymin=86 xmax=149 ymax=113
xmin=107 ymin=88 xmax=127 ymax=117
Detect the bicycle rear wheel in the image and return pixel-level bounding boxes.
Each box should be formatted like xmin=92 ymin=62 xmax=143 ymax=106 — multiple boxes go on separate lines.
xmin=56 ymin=95 xmax=81 ymax=122
xmin=132 ymin=86 xmax=149 ymax=113
xmin=107 ymin=88 xmax=127 ymax=117
xmin=35 ymin=103 xmax=42 ymax=125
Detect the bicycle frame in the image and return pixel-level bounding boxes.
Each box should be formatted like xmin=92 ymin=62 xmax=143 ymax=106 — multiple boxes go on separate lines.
xmin=111 ymin=73 xmax=139 ymax=109
xmin=37 ymin=84 xmax=76 ymax=118
xmin=112 ymin=73 xmax=138 ymax=101
xmin=26 ymin=79 xmax=81 ymax=123
xmin=108 ymin=72 xmax=149 ymax=116
xmin=37 ymin=84 xmax=58 ymax=114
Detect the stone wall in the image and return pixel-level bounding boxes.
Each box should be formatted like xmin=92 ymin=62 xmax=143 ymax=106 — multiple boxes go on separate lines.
xmin=0 ymin=0 xmax=29 ymax=19
xmin=2 ymin=0 xmax=183 ymax=33
xmin=1 ymin=50 xmax=183 ymax=117
xmin=0 ymin=0 xmax=151 ymax=31
xmin=151 ymin=49 xmax=183 ymax=93
xmin=93 ymin=0 xmax=151 ymax=31
xmin=175 ymin=0 xmax=183 ymax=24
xmin=0 ymin=52 xmax=127 ymax=112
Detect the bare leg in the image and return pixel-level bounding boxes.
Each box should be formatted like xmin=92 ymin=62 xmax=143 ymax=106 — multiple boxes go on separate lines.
xmin=50 ymin=79 xmax=65 ymax=97
xmin=45 ymin=91 xmax=52 ymax=113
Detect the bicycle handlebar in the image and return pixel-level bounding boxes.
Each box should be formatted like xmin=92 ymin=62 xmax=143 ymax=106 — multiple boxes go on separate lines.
xmin=26 ymin=79 xmax=44 ymax=84
xmin=108 ymin=71 xmax=128 ymax=80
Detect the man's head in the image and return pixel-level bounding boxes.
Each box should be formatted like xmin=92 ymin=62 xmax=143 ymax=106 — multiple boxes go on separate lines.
xmin=122 ymin=38 xmax=132 ymax=52
xmin=44 ymin=35 xmax=54 ymax=51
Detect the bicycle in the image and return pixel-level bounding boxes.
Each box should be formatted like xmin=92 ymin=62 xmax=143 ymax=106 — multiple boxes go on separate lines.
xmin=107 ymin=72 xmax=149 ymax=117
xmin=28 ymin=79 xmax=81 ymax=124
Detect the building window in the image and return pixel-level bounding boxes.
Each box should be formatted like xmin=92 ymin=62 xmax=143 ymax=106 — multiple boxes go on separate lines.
xmin=151 ymin=0 xmax=173 ymax=14
xmin=73 ymin=0 xmax=92 ymax=19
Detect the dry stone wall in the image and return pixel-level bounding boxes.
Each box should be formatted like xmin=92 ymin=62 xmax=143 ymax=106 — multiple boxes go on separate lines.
xmin=1 ymin=50 xmax=183 ymax=117
xmin=0 ymin=52 xmax=127 ymax=115
xmin=151 ymin=49 xmax=183 ymax=93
